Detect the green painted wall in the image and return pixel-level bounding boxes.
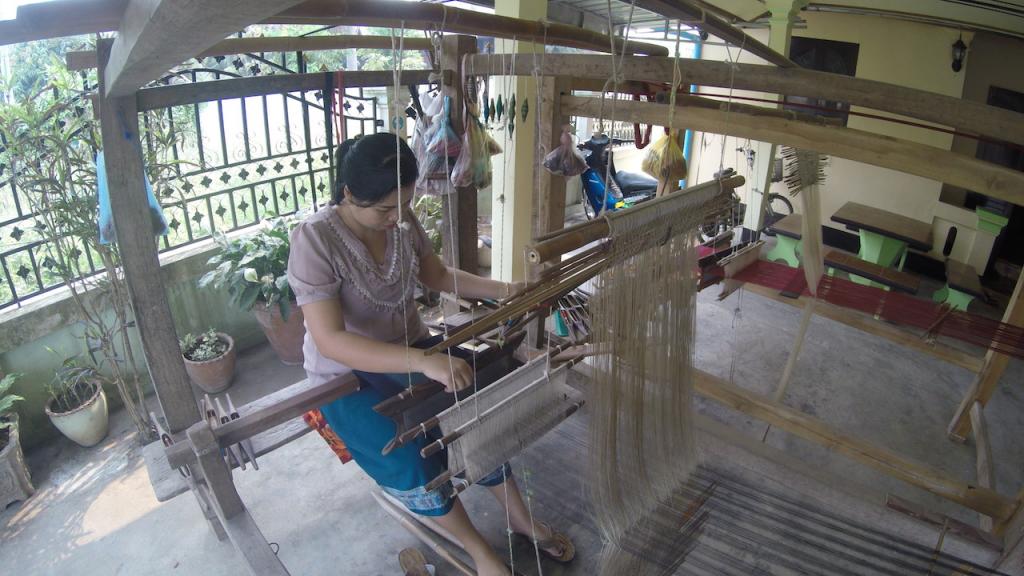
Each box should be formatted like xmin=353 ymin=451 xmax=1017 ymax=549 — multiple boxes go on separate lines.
xmin=0 ymin=241 xmax=268 ymax=452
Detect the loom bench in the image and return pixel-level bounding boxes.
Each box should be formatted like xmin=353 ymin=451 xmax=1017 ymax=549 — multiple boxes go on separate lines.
xmin=830 ymin=202 xmax=932 ymax=289
xmin=824 ymin=250 xmax=921 ymax=295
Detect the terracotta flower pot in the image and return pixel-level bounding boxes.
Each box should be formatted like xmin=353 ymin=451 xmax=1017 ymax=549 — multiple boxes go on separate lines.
xmin=0 ymin=414 xmax=34 ymax=508
xmin=183 ymin=332 xmax=237 ymax=394
xmin=45 ymin=382 xmax=109 ymax=447
xmin=253 ymin=301 xmax=305 ymax=366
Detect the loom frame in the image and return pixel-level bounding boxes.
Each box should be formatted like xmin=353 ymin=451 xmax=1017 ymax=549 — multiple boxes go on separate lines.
xmin=22 ymin=0 xmax=1023 ymax=571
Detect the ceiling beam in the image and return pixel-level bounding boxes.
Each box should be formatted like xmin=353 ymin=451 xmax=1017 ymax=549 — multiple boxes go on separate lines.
xmin=466 ymin=53 xmax=1024 ymax=148
xmin=103 ymin=0 xmax=307 ymax=97
xmin=266 ymin=0 xmax=669 ymax=56
xmin=0 ymin=0 xmax=123 ymax=47
xmin=633 ymin=0 xmax=797 ymax=66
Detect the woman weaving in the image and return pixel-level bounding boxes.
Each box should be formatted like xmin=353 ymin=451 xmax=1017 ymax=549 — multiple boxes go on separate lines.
xmin=288 ymin=134 xmax=573 ymax=575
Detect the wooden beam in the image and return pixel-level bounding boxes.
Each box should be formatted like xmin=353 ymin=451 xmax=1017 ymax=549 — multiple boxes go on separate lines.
xmin=533 ymin=76 xmax=573 ymax=243
xmin=439 ymin=35 xmax=478 ymax=275
xmin=165 ymin=373 xmax=359 ymax=470
xmin=997 ymin=492 xmax=1024 ymax=572
xmin=633 ymin=0 xmax=797 ymax=67
xmin=136 ymin=69 xmax=432 ymax=111
xmin=268 ymin=0 xmax=668 ymax=56
xmin=692 ymin=369 xmax=1017 ymax=522
xmin=97 ymin=39 xmax=200 ymax=434
xmin=562 ymin=95 xmax=1024 ymax=207
xmin=67 ymin=36 xmax=434 ymax=72
xmin=466 ymin=54 xmax=1024 ymax=149
xmin=187 ymin=421 xmax=289 ymax=576
xmin=885 ymin=494 xmax=1003 ymax=551
xmin=969 ymin=402 xmax=996 ymax=532
xmin=947 ymin=272 xmax=1024 ymax=441
xmin=0 ymin=0 xmax=123 ymax=47
xmin=103 ymin=0 xmax=307 ymax=97
xmin=740 ymin=282 xmax=984 ymax=373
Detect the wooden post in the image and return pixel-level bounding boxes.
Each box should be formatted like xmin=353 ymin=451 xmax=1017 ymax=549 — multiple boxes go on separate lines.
xmin=527 ymin=75 xmax=572 ymax=347
xmin=187 ymin=421 xmax=290 ymax=575
xmin=439 ymin=35 xmax=478 ymax=275
xmin=969 ymin=401 xmax=996 ymax=532
xmin=947 ymin=272 xmax=1024 ymax=442
xmin=96 ymin=39 xmax=200 ymax=434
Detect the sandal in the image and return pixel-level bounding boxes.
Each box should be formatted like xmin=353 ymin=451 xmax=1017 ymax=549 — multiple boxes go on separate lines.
xmin=399 ymin=548 xmax=432 ymax=576
xmin=514 ymin=521 xmax=575 ymax=563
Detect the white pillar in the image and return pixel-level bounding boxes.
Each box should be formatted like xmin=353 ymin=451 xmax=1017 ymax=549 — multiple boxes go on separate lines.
xmin=491 ymin=0 xmax=546 ymax=281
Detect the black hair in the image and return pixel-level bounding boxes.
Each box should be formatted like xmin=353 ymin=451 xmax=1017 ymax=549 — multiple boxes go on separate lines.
xmin=332 ymin=133 xmax=419 ymax=205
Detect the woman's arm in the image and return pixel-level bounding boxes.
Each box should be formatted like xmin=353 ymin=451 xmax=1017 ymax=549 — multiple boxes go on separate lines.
xmin=418 ymin=252 xmax=523 ymax=300
xmin=302 ymin=298 xmax=473 ymax=391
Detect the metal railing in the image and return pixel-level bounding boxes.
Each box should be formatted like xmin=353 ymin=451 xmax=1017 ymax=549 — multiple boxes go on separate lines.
xmin=0 ymin=49 xmax=392 ymax=310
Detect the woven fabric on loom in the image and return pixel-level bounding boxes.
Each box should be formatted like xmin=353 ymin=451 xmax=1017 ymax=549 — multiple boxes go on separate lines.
xmin=588 ymin=185 xmax=722 ymax=575
xmin=438 ymin=356 xmax=582 ymax=485
xmin=735 ymin=260 xmax=1024 ymax=358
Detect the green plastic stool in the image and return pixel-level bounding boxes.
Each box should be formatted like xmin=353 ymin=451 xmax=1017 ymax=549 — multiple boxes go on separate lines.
xmin=932 ymin=285 xmax=974 ymax=312
xmin=766 ymin=235 xmax=801 ymax=268
xmin=849 ymin=229 xmax=907 ymax=289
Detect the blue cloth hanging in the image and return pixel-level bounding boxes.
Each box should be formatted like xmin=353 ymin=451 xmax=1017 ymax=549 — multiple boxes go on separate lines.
xmin=96 ymin=151 xmax=168 ymax=244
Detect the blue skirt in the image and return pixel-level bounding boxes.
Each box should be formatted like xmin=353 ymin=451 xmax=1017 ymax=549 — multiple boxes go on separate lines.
xmin=319 ymin=336 xmax=510 ymax=516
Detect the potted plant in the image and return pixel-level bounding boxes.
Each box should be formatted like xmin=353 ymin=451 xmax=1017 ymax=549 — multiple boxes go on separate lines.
xmin=199 ymin=215 xmax=305 ymax=365
xmin=44 ymin=357 xmax=109 ymax=447
xmin=0 ymin=373 xmax=34 ymax=508
xmin=180 ymin=328 xmax=237 ymax=393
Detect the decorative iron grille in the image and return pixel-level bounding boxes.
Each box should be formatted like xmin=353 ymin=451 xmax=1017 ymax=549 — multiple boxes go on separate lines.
xmin=0 ymin=49 xmax=392 ymax=310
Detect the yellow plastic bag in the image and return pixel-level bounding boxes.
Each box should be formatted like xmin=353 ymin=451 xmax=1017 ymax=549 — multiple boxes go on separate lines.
xmin=641 ymin=132 xmax=687 ymax=194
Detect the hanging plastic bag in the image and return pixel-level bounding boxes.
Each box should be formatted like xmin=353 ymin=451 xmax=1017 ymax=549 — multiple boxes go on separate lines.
xmin=543 ymin=126 xmax=587 ymax=177
xmin=96 ymin=150 xmax=168 ymax=244
xmin=427 ymin=96 xmax=461 ymax=158
xmin=641 ymin=131 xmax=687 ymax=194
xmin=451 ymin=102 xmax=501 ymax=190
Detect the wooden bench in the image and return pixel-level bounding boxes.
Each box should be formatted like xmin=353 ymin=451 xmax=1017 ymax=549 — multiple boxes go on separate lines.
xmin=766 ymin=213 xmax=802 ymax=268
xmin=933 ymin=259 xmax=984 ymax=311
xmin=824 ymin=250 xmax=921 ymax=294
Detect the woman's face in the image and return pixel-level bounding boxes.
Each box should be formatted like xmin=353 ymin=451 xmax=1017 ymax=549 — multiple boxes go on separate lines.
xmin=344 ymin=185 xmax=415 ymax=231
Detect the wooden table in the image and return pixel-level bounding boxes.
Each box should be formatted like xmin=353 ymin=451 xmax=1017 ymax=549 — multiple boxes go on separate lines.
xmin=830 ymin=202 xmax=932 ymax=286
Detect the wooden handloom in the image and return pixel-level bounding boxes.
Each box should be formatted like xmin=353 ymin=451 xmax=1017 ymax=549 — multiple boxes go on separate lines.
xmin=31 ymin=0 xmax=1024 ymax=572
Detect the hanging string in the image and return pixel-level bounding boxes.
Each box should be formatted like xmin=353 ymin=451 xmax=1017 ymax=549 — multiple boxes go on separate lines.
xmin=597 ymin=0 xmax=638 ymax=216
xmin=390 ymin=22 xmax=417 ymax=392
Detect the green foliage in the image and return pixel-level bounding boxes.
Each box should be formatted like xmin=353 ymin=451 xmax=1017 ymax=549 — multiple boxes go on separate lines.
xmin=199 ymin=215 xmax=302 ymax=319
xmin=47 ymin=356 xmax=103 ymax=414
xmin=0 ymin=373 xmax=24 ymax=431
xmin=414 ymin=194 xmax=444 ymax=255
xmin=180 ymin=328 xmax=229 ymax=362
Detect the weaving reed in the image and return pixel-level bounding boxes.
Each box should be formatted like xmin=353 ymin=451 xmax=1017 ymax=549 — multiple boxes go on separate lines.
xmin=588 ymin=185 xmax=714 ymax=575
xmin=426 ymin=355 xmax=583 ymax=490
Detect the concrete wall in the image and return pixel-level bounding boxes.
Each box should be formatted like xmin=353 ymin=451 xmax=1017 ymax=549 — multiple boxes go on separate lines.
xmin=0 ymin=239 xmax=268 ymax=451
xmin=689 ymin=11 xmax=973 ymax=260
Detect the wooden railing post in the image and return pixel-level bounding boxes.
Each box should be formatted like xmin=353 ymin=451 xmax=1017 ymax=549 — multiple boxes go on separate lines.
xmin=440 ymin=34 xmax=478 ymax=275
xmin=97 ymin=39 xmax=200 ymax=434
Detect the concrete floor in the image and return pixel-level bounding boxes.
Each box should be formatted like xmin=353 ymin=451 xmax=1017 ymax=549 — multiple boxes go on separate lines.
xmin=2 ymin=239 xmax=1022 ymax=575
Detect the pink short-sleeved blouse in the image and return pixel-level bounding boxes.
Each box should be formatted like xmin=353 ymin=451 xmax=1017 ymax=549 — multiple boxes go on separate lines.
xmin=287 ymin=206 xmax=433 ymax=384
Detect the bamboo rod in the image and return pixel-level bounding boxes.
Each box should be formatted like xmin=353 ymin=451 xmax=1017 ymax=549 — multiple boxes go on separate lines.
xmin=372 ymin=492 xmax=475 ymax=576
xmin=424 ymin=256 xmax=611 ymax=356
xmin=267 ymin=0 xmax=668 ymax=57
xmin=527 ymin=175 xmax=745 ymax=264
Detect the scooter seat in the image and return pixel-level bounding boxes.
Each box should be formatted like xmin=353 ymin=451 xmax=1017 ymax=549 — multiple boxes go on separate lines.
xmin=616 ymin=170 xmax=658 ymax=195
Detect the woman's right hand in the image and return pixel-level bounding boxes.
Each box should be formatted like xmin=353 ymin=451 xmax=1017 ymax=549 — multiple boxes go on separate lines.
xmin=418 ymin=353 xmax=474 ymax=393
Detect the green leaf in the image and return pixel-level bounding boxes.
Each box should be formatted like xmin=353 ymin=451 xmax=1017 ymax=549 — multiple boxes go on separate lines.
xmin=237 ymin=284 xmax=261 ymax=311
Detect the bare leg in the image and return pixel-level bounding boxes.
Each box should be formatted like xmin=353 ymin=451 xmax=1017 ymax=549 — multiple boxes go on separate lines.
xmin=486 ymin=477 xmax=559 ymax=554
xmin=428 ymin=497 xmax=511 ymax=576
